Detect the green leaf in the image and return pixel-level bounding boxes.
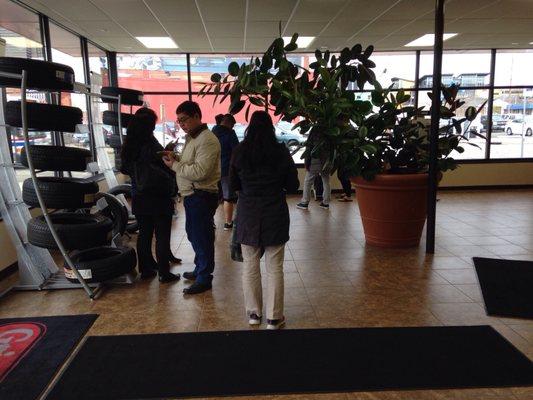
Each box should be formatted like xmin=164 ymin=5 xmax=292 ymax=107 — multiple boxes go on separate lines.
xmin=351 ymin=44 xmax=362 ymax=57
xmin=363 ymin=45 xmax=374 ymax=58
xmin=249 ymin=97 xmax=264 ymax=107
xmin=228 ymin=62 xmax=239 ymax=77
xmin=284 ymin=42 xmax=297 ymax=52
xmin=245 ymin=104 xmax=251 ymax=121
xmin=465 ymin=106 xmax=477 ymax=121
xmin=210 ymin=73 xmax=221 ymax=83
xmin=230 ymin=99 xmax=246 ymax=115
xmin=371 ymin=90 xmax=384 ymax=106
xmin=290 ymin=33 xmax=298 ymax=44
xmin=360 ymin=144 xmax=377 ymax=154
xmin=358 ymin=126 xmax=368 ymax=138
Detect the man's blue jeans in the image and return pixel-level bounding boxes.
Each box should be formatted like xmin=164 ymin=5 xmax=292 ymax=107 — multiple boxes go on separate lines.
xmin=184 ymin=190 xmax=219 ymax=285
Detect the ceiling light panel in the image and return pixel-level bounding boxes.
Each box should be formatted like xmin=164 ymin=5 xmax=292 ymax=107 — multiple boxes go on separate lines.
xmin=404 ymin=33 xmax=458 ymax=47
xmin=135 ymin=36 xmax=178 ymax=48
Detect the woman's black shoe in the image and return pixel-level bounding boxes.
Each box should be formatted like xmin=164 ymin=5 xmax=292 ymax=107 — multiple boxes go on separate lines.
xmin=169 ymin=254 xmax=182 ymax=264
xmin=140 ymin=270 xmax=157 ymax=280
xmin=159 ymin=272 xmax=181 ymax=283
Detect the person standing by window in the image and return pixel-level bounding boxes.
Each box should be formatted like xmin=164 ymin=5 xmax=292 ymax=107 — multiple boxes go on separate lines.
xmin=296 ymin=128 xmax=331 ymax=210
xmin=163 ymin=101 xmax=221 ymax=295
xmin=120 ymin=108 xmax=180 ymax=283
xmin=230 ymin=111 xmax=299 ymax=329
xmin=212 ymin=113 xmax=239 ymax=230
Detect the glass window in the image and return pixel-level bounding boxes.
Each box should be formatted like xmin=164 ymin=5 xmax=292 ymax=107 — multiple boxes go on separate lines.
xmin=0 ymin=0 xmax=53 ymax=186
xmin=194 ymin=93 xmax=307 ymax=163
xmin=495 ymin=50 xmax=533 ymax=87
xmin=367 ymin=52 xmax=416 ymax=90
xmin=88 ymin=43 xmax=109 ymax=87
xmin=0 ymin=0 xmax=43 ymax=59
xmin=490 ymin=88 xmax=533 ymax=159
xmin=418 ymin=90 xmax=487 ymax=160
xmin=419 ymin=51 xmax=491 ymax=89
xmin=49 ymin=23 xmax=92 ymax=178
xmin=117 ymin=54 xmax=188 ymax=93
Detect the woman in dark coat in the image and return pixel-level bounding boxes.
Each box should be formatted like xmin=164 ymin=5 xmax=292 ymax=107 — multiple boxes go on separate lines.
xmin=120 ymin=108 xmax=180 ymax=283
xmin=229 ymin=111 xmax=299 ymax=329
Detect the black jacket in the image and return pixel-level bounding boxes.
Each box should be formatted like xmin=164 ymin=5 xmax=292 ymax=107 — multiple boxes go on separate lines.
xmin=122 ymin=137 xmax=175 ymax=216
xmin=212 ymin=125 xmax=239 ymax=177
xmin=229 ymin=143 xmax=299 ymax=247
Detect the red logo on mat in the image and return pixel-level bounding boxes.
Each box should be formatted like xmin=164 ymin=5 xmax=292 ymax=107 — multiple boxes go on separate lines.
xmin=0 ymin=322 xmax=46 ymax=381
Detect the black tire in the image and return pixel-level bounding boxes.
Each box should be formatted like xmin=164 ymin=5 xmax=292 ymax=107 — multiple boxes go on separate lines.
xmin=101 ymin=87 xmax=144 ymax=106
xmin=506 ymin=128 xmax=513 ymax=135
xmin=0 ymin=57 xmax=75 ymax=91
xmin=6 ymin=101 xmax=83 ymax=133
xmin=107 ymin=184 xmax=139 ymax=233
xmin=95 ymin=192 xmax=128 ymax=237
xmin=64 ymin=246 xmax=137 ymax=283
xmin=108 ymin=134 xmax=123 ymax=149
xmin=22 ymin=177 xmax=99 ymax=209
xmin=526 ymin=128 xmax=532 ymax=137
xmin=27 ymin=213 xmax=113 ymax=250
xmin=102 ymin=111 xmax=134 ymax=128
xmin=20 ymin=145 xmax=92 ymax=171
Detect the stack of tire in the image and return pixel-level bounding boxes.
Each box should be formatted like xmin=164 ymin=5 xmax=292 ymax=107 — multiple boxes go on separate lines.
xmin=0 ymin=57 xmax=137 ymax=284
xmin=100 ymin=86 xmax=144 ymax=172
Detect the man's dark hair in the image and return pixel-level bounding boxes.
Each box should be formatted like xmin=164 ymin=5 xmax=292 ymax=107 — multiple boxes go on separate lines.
xmin=215 ymin=114 xmax=224 ymax=125
xmin=176 ymin=101 xmax=202 ymax=119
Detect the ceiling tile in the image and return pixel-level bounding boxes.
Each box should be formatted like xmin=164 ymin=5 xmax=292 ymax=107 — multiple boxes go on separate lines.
xmin=284 ymin=21 xmax=324 ymax=36
xmin=247 ymin=0 xmax=297 ymax=21
xmin=206 ymin=21 xmax=244 ymax=37
xmin=165 ymin=22 xmax=208 ymax=39
xmin=144 ymin=0 xmax=201 ymax=21
xmin=197 ymin=0 xmax=245 ymax=21
xmin=120 ymin=21 xmax=167 ymax=36
xmin=292 ymin=0 xmax=347 ymax=22
xmin=92 ymin=0 xmax=152 ymax=22
xmin=246 ymin=21 xmax=281 ymax=38
xmin=72 ymin=20 xmax=128 ymax=37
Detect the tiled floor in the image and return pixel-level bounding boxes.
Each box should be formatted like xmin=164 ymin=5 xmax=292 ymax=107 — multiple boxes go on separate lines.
xmin=1 ymin=190 xmax=533 ymax=399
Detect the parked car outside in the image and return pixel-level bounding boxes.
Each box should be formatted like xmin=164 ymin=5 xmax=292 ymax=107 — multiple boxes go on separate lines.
xmin=505 ymin=115 xmax=533 ymax=136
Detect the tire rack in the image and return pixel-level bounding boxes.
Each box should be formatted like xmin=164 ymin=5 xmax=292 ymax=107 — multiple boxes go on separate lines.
xmin=85 ymin=82 xmax=134 ymax=225
xmin=0 ymin=70 xmax=134 ymax=300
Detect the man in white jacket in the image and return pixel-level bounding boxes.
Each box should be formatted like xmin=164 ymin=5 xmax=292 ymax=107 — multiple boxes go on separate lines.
xmin=163 ymin=101 xmax=221 ymax=294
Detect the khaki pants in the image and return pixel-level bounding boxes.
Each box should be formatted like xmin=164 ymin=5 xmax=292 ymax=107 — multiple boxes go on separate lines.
xmin=241 ymin=244 xmax=285 ymax=320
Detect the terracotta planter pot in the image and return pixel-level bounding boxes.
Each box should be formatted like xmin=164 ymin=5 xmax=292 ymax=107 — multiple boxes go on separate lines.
xmin=351 ymin=173 xmax=429 ymax=248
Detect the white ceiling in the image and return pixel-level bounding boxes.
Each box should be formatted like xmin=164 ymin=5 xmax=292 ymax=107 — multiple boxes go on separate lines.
xmin=14 ymin=0 xmax=533 ymax=54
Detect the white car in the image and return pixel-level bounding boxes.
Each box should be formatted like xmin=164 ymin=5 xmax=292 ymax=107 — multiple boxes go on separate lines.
xmin=505 ymin=116 xmax=533 ymax=136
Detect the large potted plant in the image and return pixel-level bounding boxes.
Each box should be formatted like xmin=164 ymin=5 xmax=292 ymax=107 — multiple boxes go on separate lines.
xmin=200 ymin=34 xmax=484 ymax=248
xmin=348 ymin=84 xmax=485 ymax=247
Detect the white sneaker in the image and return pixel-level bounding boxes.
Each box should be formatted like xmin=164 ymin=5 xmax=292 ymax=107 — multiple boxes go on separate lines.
xmin=267 ymin=317 xmax=285 ymax=330
xmin=249 ymin=313 xmax=262 ymax=325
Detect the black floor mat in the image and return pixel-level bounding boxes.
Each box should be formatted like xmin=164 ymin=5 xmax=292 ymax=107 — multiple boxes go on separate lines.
xmin=47 ymin=326 xmax=533 ymax=400
xmin=473 ymin=257 xmax=533 ymax=319
xmin=0 ymin=314 xmax=98 ymax=400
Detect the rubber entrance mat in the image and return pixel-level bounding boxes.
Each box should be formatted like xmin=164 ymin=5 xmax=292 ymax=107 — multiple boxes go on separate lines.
xmin=48 ymin=326 xmax=533 ymax=399
xmin=473 ymin=257 xmax=533 ymax=319
xmin=0 ymin=314 xmax=98 ymax=400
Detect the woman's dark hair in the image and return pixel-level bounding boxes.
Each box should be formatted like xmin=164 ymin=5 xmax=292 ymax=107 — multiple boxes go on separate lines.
xmin=239 ymin=111 xmax=278 ymax=169
xmin=121 ymin=107 xmax=158 ymax=166
xmin=215 ymin=113 xmax=224 ymax=125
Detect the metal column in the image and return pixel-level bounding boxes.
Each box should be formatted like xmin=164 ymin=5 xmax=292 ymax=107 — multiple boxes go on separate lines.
xmin=426 ymin=0 xmax=445 ymax=254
